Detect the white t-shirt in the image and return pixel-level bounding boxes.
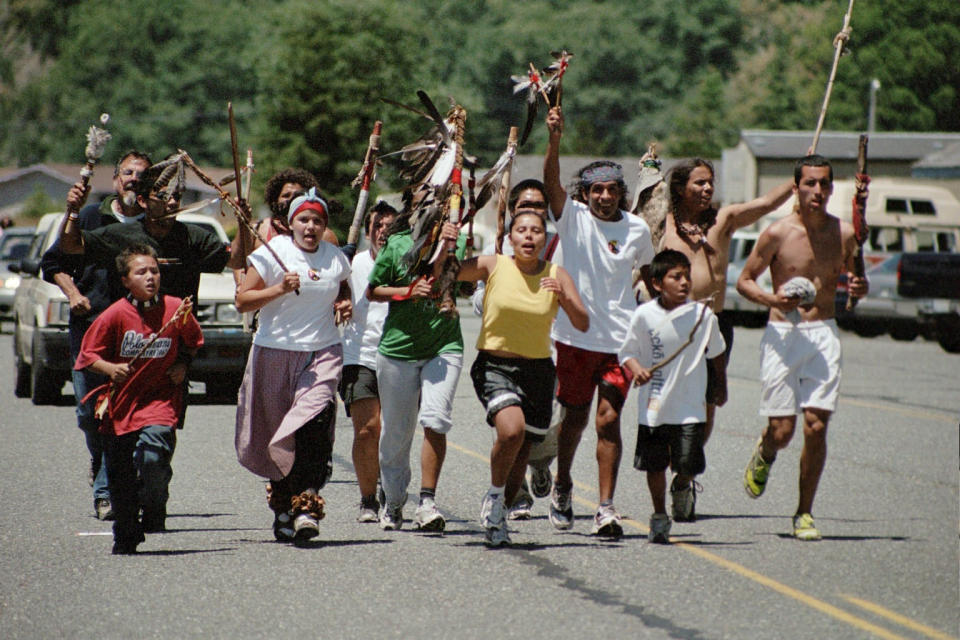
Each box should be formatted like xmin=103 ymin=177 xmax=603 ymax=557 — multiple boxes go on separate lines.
xmin=341 ymin=250 xmax=388 ymax=369
xmin=618 ymin=299 xmax=725 ymax=426
xmin=550 ymin=196 xmax=654 ymax=352
xmin=247 ymin=235 xmax=350 ymax=352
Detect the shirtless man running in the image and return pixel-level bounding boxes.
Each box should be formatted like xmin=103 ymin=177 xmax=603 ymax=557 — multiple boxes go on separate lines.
xmin=737 ymin=154 xmax=868 ymax=541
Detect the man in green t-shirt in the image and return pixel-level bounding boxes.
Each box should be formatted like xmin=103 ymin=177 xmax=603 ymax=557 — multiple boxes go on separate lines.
xmin=367 ymin=227 xmax=466 ymax=532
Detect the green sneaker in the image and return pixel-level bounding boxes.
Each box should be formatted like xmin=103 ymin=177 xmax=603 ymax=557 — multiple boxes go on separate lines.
xmin=792 ymin=513 xmax=822 ymax=541
xmin=744 ymin=437 xmax=772 ymax=498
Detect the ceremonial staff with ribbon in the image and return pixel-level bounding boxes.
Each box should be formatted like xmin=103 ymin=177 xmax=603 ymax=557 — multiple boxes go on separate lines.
xmin=344 ymin=121 xmax=383 ymax=261
xmin=436 ymin=105 xmax=466 ymax=316
xmin=494 ymin=127 xmax=518 ymax=254
xmin=846 ymin=134 xmax=870 ymax=310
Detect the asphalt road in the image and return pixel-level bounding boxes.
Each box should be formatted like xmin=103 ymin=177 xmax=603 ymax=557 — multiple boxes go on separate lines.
xmin=0 ymin=313 xmax=957 ymax=640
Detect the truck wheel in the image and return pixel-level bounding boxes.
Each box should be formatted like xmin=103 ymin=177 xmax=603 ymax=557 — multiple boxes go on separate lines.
xmin=938 ymin=333 xmax=960 ymax=353
xmin=31 ymin=338 xmax=62 ymax=405
xmin=14 ymin=342 xmax=31 ymax=398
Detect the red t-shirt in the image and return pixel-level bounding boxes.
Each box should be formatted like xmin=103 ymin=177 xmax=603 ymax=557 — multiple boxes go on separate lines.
xmin=75 ymin=295 xmax=203 ymax=436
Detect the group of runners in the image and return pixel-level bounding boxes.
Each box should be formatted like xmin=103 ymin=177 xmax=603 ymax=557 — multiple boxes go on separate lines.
xmin=47 ymin=105 xmax=867 ymax=554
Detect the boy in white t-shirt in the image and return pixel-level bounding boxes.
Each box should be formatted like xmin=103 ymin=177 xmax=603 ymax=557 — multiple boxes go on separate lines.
xmin=619 ymin=250 xmax=727 ymax=543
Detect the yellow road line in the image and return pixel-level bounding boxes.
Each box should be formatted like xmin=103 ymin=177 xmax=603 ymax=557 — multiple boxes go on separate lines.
xmin=448 ymin=439 xmax=917 ymax=640
xmin=840 ymin=595 xmax=957 ymax=640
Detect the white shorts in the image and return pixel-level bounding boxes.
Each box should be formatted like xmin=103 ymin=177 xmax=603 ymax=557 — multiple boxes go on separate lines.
xmin=759 ymin=320 xmax=841 ymax=416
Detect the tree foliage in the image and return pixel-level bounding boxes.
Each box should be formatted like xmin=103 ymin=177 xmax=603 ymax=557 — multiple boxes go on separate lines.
xmin=0 ymin=0 xmax=956 ymax=187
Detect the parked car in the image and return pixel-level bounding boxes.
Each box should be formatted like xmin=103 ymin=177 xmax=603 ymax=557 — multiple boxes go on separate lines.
xmin=898 ymin=252 xmax=960 ymax=353
xmin=835 ymin=253 xmax=920 ymax=340
xmin=0 ymin=227 xmax=35 ymax=319
xmin=11 ymin=212 xmax=251 ymax=404
xmin=723 ymin=230 xmax=770 ymax=327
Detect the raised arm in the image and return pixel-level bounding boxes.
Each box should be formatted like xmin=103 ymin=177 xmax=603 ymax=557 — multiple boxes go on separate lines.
xmin=58 ymin=182 xmax=90 ymax=254
xmin=543 ymin=107 xmax=567 ymax=219
xmin=720 ymin=180 xmax=794 ymax=234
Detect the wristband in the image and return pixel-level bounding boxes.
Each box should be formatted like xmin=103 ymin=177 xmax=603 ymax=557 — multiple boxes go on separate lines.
xmin=67 ymin=212 xmax=79 ymax=221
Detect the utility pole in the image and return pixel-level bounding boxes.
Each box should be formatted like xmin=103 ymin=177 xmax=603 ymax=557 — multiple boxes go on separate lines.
xmin=868 ymin=78 xmax=881 ymax=133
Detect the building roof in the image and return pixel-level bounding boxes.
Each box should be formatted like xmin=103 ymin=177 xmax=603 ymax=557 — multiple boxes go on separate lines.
xmin=0 ymin=162 xmax=224 ymax=197
xmin=739 ymin=130 xmax=960 ymax=161
xmin=913 ymin=141 xmax=960 ymax=170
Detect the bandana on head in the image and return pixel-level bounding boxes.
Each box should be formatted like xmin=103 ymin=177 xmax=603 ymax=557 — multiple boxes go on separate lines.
xmin=580 ymin=164 xmax=624 ymax=186
xmin=288 ymin=187 xmax=328 ymax=225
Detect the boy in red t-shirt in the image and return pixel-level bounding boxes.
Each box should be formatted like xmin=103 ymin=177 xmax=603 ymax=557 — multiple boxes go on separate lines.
xmin=75 ymin=243 xmax=202 ymax=554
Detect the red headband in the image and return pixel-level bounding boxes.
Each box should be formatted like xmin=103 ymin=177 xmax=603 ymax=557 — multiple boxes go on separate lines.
xmin=289 ymin=200 xmax=328 ymax=225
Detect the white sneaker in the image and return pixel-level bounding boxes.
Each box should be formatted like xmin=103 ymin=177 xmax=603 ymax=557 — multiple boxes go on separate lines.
xmin=507 ymin=491 xmax=534 ymax=520
xmin=481 ymin=492 xmax=510 ymax=547
xmin=648 ymin=513 xmax=672 ymax=544
xmin=357 ymin=504 xmax=379 ymax=523
xmin=591 ymin=503 xmax=623 ymax=538
xmin=379 ymin=503 xmax=403 ymax=531
xmin=293 ymin=513 xmax=319 ymax=541
xmin=414 ymin=497 xmax=446 ymax=532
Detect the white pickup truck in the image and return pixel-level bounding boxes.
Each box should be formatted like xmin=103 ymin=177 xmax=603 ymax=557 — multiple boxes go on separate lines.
xmin=10 ymin=212 xmax=251 ymax=404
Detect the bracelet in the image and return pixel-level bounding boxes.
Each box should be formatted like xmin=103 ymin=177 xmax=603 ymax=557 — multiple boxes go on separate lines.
xmin=67 ymin=212 xmax=79 ymax=221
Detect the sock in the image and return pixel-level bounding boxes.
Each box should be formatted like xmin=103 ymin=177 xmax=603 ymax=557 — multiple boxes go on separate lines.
xmin=599 ymin=499 xmax=613 ymax=508
xmin=361 ymin=494 xmax=378 ymax=508
xmin=488 ymin=485 xmax=504 ymax=498
xmin=419 ymin=488 xmax=436 ymax=504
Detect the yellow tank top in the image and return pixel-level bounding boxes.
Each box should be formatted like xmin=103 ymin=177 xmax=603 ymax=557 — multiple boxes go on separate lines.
xmin=477 ymin=255 xmax=559 ymax=359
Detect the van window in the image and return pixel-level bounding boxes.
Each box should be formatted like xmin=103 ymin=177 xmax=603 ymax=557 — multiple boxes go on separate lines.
xmin=915 ymin=230 xmax=937 ymax=252
xmin=936 ymin=233 xmax=956 ymax=252
xmin=869 ymin=227 xmax=903 ymax=252
xmin=886 ymin=198 xmax=908 ymax=214
xmin=911 ymin=200 xmax=936 ymax=215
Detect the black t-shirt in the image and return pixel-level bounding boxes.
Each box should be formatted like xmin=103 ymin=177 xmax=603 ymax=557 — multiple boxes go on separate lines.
xmin=81 ymin=220 xmax=230 ymax=305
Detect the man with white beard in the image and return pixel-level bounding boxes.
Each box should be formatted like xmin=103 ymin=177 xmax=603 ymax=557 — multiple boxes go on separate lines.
xmin=41 ymin=150 xmax=152 ymax=521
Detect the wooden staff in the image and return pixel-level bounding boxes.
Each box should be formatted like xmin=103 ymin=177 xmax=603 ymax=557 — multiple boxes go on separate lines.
xmin=810 ymin=0 xmax=855 ymax=153
xmin=179 ymin=151 xmax=299 ymax=295
xmin=846 ymin=134 xmax=869 ymax=311
xmin=438 ymin=106 xmax=466 ymax=316
xmin=495 ymin=127 xmax=518 ymax=254
xmin=348 ymin=121 xmax=383 ymax=246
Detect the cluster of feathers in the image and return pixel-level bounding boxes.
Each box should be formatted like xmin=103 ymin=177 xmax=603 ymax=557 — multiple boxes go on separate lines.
xmin=512 ymin=50 xmax=573 ymax=146
xmin=290 ymin=491 xmax=326 ymax=521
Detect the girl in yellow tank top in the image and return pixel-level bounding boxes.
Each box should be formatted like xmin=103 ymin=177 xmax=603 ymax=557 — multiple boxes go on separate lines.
xmin=446 ymin=210 xmax=588 ymax=546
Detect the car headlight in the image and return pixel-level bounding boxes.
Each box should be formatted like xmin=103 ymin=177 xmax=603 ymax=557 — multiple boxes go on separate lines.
xmin=215 ymin=302 xmax=241 ymax=324
xmin=1 ymin=275 xmax=21 ymax=290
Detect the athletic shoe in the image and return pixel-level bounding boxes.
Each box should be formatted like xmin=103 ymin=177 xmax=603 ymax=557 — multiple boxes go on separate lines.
xmin=549 ymin=485 xmax=574 ymax=530
xmin=414 ymin=497 xmax=446 ymax=532
xmin=530 ymin=462 xmax=553 ymax=498
xmin=507 ymin=490 xmax=534 ymax=521
xmin=293 ymin=513 xmax=319 ymax=541
xmin=591 ymin=503 xmax=623 ymax=538
xmin=357 ymin=503 xmax=379 ymax=523
xmin=95 ymin=498 xmax=114 ymax=521
xmin=670 ymin=476 xmax=699 ymax=522
xmin=480 ymin=492 xmax=510 ymax=547
xmin=744 ymin=437 xmax=772 ymax=498
xmin=273 ymin=511 xmax=295 ymax=541
xmin=648 ymin=513 xmax=672 ymax=544
xmin=792 ymin=513 xmax=822 ymax=541
xmin=379 ymin=503 xmax=403 ymax=531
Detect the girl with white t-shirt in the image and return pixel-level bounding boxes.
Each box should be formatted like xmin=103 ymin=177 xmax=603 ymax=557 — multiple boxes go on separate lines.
xmin=234 ymin=188 xmax=352 ymax=543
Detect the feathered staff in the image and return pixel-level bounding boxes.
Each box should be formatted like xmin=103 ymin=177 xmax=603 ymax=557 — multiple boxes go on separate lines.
xmin=67 ymin=114 xmax=112 ymax=217
xmin=178 ymin=150 xmax=298 ymax=294
xmin=513 ymin=64 xmax=549 ymax=146
xmin=810 ymin=0 xmax=855 ymax=153
xmin=346 ymin=120 xmax=384 ymax=255
xmin=544 ymin=49 xmax=573 ymax=108
xmin=89 ymin=296 xmax=194 ymax=420
xmin=846 ymin=134 xmax=870 ymax=311
xmin=493 ymin=127 xmax=518 ymax=254
xmin=436 ymin=104 xmax=467 ymax=316
xmin=631 ymin=143 xmax=669 ymax=250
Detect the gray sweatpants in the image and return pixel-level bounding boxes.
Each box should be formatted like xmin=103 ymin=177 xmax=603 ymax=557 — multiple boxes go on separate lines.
xmin=376 ymin=351 xmax=463 ymax=508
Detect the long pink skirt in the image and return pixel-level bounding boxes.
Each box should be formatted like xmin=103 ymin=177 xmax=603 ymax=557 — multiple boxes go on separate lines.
xmin=234 ymin=343 xmax=342 ymax=479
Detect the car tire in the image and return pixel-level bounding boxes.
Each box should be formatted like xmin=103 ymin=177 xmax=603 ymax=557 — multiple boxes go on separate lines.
xmin=14 ymin=339 xmax=31 ymax=398
xmin=938 ymin=333 xmax=960 ymax=353
xmin=889 ymin=325 xmax=919 ymax=342
xmin=31 ymin=337 xmax=62 ymax=405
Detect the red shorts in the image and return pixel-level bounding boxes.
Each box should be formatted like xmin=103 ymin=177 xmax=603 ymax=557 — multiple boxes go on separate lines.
xmin=555 ymin=342 xmax=633 ymax=410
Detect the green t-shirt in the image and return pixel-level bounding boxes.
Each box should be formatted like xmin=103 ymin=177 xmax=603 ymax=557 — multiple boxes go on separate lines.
xmin=369 ymin=229 xmax=466 ymax=360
